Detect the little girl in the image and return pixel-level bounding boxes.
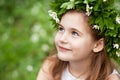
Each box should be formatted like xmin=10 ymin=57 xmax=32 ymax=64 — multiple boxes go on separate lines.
xmin=37 ymin=0 xmax=120 ymax=80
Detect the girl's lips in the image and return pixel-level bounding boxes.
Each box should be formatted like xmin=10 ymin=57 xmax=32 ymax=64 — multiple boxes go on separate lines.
xmin=58 ymin=46 xmax=71 ymax=52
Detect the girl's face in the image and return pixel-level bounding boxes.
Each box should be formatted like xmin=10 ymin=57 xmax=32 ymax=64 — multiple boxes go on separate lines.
xmin=54 ymin=12 xmax=96 ymax=62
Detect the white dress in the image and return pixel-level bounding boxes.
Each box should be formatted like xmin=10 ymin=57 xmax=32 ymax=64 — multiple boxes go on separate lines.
xmin=61 ymin=66 xmax=120 ymax=80
xmin=61 ymin=66 xmax=77 ymax=80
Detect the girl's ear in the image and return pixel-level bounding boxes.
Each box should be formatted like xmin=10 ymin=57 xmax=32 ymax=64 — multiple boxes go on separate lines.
xmin=93 ymin=38 xmax=104 ymax=53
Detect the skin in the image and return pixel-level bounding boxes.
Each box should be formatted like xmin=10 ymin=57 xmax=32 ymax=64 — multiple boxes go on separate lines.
xmin=55 ymin=12 xmax=96 ymax=62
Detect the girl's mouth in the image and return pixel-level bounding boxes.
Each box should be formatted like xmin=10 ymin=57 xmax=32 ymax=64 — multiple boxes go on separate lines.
xmin=58 ymin=46 xmax=71 ymax=52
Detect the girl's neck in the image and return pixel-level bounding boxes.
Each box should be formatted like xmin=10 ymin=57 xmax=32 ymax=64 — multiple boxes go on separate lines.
xmin=68 ymin=59 xmax=92 ymax=79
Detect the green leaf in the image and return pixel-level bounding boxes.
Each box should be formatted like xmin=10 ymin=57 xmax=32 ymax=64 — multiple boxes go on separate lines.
xmin=60 ymin=2 xmax=75 ymax=9
xmin=88 ymin=0 xmax=96 ymax=3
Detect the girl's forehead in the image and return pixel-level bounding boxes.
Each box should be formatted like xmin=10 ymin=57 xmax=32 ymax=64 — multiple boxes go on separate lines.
xmin=61 ymin=12 xmax=89 ymax=29
xmin=62 ymin=12 xmax=89 ymax=23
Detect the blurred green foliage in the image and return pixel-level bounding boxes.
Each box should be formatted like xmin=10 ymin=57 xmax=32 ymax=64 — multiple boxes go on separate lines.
xmin=0 ymin=0 xmax=54 ymax=80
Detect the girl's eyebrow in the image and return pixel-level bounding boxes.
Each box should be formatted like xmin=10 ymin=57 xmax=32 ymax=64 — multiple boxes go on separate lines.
xmin=58 ymin=23 xmax=64 ymax=27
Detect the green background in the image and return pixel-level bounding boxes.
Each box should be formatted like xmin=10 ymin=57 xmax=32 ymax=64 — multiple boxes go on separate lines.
xmin=0 ymin=0 xmax=54 ymax=80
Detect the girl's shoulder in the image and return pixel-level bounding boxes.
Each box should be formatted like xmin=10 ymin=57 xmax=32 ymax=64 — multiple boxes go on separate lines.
xmin=37 ymin=54 xmax=57 ymax=80
xmin=107 ymin=69 xmax=120 ymax=80
xmin=107 ymin=74 xmax=120 ymax=80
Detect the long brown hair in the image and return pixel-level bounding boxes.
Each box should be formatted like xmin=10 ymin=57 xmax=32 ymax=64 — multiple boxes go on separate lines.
xmin=44 ymin=9 xmax=114 ymax=80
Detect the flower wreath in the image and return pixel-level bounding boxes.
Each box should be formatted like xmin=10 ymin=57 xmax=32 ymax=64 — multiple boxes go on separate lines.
xmin=48 ymin=0 xmax=120 ymax=64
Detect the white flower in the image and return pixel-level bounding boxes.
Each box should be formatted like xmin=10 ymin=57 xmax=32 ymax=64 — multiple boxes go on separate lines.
xmin=32 ymin=23 xmax=41 ymax=32
xmin=48 ymin=10 xmax=60 ymax=23
xmin=116 ymin=51 xmax=120 ymax=57
xmin=39 ymin=29 xmax=46 ymax=37
xmin=26 ymin=65 xmax=33 ymax=72
xmin=119 ymin=36 xmax=120 ymax=38
xmin=31 ymin=33 xmax=39 ymax=43
xmin=116 ymin=14 xmax=120 ymax=24
xmin=83 ymin=0 xmax=88 ymax=4
xmin=31 ymin=5 xmax=40 ymax=16
xmin=93 ymin=25 xmax=99 ymax=30
xmin=42 ymin=44 xmax=49 ymax=52
xmin=113 ymin=43 xmax=119 ymax=49
xmin=84 ymin=0 xmax=93 ymax=16
xmin=54 ymin=17 xmax=60 ymax=23
xmin=103 ymin=0 xmax=107 ymax=2
xmin=48 ymin=10 xmax=57 ymax=17
xmin=2 ymin=33 xmax=9 ymax=41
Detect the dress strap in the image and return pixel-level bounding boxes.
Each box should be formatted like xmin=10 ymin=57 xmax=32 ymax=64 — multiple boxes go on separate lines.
xmin=112 ymin=69 xmax=120 ymax=76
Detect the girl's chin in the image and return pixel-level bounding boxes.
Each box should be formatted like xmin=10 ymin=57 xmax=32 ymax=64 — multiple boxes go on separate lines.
xmin=57 ymin=52 xmax=71 ymax=61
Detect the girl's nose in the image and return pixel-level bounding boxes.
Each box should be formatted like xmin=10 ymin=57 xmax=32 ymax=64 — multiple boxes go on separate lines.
xmin=59 ymin=33 xmax=68 ymax=44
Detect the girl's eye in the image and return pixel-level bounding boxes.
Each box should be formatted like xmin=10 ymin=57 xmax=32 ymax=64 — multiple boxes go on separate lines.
xmin=58 ymin=27 xmax=64 ymax=32
xmin=72 ymin=31 xmax=79 ymax=36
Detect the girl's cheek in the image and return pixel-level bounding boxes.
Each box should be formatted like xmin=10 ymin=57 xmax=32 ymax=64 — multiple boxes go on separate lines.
xmin=54 ymin=33 xmax=60 ymax=43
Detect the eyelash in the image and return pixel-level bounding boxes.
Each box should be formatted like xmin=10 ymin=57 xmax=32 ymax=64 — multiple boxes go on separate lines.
xmin=58 ymin=26 xmax=64 ymax=32
xmin=72 ymin=31 xmax=79 ymax=36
